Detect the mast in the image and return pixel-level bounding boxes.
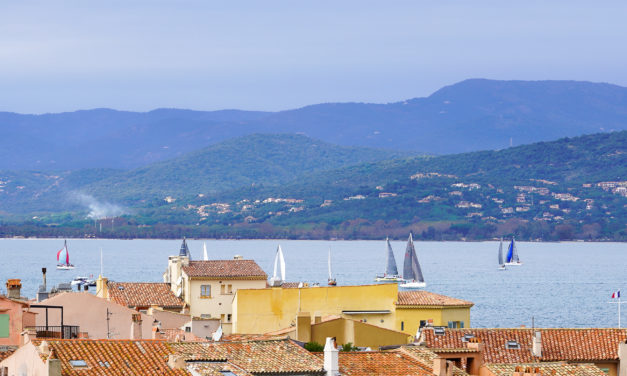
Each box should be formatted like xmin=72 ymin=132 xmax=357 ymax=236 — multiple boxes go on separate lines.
xmin=385 ymin=238 xmax=399 ymax=276
xmin=403 ymin=233 xmax=415 ymax=281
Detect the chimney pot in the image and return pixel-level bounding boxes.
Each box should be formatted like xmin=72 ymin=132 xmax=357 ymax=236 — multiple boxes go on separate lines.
xmin=323 ymin=337 xmax=339 ymax=376
xmin=6 ymin=279 xmax=22 ymax=299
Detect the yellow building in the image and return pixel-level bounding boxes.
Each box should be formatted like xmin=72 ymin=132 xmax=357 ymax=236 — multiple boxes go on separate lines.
xmin=164 ymin=241 xmax=267 ymax=334
xmin=232 ymin=283 xmax=472 ymax=337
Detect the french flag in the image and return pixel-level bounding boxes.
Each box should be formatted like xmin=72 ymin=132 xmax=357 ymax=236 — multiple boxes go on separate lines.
xmin=612 ymin=290 xmax=621 ymax=299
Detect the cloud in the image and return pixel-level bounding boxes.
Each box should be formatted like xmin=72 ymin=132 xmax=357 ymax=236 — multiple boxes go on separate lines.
xmin=72 ymin=192 xmax=126 ymax=219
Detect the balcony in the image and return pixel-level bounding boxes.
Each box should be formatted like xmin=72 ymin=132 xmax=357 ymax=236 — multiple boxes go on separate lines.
xmin=26 ymin=325 xmax=80 ymax=339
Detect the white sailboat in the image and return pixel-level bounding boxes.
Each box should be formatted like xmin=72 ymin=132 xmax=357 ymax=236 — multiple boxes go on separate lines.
xmin=328 ymin=248 xmax=337 ymax=286
xmin=498 ymin=238 xmax=506 ymax=270
xmin=269 ymin=245 xmax=286 ymax=287
xmin=505 ymin=237 xmax=522 ymax=266
xmin=375 ymin=237 xmax=404 ymax=282
xmin=56 ymin=240 xmax=75 ymax=270
xmin=400 ymin=233 xmax=426 ymax=289
xmin=203 ymin=242 xmax=209 ymax=261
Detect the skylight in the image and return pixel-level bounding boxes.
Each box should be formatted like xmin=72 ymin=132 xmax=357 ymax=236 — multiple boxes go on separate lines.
xmin=433 ymin=327 xmax=445 ymax=335
xmin=462 ymin=333 xmax=475 ymax=342
xmin=505 ymin=340 xmax=521 ymax=349
xmin=69 ymin=360 xmax=88 ymax=368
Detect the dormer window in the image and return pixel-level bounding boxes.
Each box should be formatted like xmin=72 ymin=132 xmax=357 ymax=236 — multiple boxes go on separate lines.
xmin=462 ymin=333 xmax=475 ymax=342
xmin=69 ymin=360 xmax=88 ymax=368
xmin=505 ymin=340 xmax=521 ymax=349
xmin=433 ymin=327 xmax=445 ymax=335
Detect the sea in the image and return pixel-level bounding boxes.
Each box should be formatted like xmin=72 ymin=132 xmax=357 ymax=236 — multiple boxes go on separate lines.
xmin=1 ymin=238 xmax=625 ymax=329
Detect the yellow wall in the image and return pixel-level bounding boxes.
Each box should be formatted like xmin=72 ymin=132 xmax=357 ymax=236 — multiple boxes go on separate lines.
xmin=395 ymin=306 xmax=470 ymax=336
xmin=186 ymin=276 xmax=265 ymax=330
xmin=232 ymin=283 xmax=472 ymax=337
xmin=233 ymin=284 xmax=398 ymax=334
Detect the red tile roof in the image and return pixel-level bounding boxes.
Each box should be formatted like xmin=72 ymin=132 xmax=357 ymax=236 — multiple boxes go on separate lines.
xmin=162 ymin=328 xmax=209 ymax=343
xmin=33 ymin=339 xmax=188 ymax=376
xmin=420 ymin=328 xmax=627 ymax=363
xmin=108 ymin=282 xmax=184 ymax=309
xmin=170 ymin=339 xmax=324 ymax=374
xmin=397 ymin=291 xmax=473 ymax=307
xmin=400 ymin=346 xmax=471 ymax=376
xmin=314 ymin=351 xmax=434 ymax=376
xmin=182 ymin=260 xmax=267 ymax=279
xmin=486 ymin=362 xmax=607 ymax=376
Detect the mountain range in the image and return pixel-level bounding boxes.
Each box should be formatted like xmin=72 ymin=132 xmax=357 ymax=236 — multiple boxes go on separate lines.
xmin=2 ymin=79 xmax=627 ymax=170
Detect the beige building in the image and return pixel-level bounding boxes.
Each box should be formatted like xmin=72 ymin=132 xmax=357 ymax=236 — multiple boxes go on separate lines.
xmin=163 ymin=240 xmax=267 ymax=334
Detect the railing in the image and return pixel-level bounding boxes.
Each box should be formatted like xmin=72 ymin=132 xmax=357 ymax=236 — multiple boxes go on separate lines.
xmin=26 ymin=325 xmax=80 ymax=339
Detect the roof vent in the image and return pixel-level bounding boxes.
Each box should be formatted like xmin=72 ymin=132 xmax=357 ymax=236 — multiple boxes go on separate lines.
xmin=505 ymin=340 xmax=521 ymax=349
xmin=234 ymin=255 xmax=243 ymax=260
xmin=69 ymin=360 xmax=88 ymax=368
xmin=433 ymin=327 xmax=445 ymax=335
xmin=462 ymin=333 xmax=475 ymax=342
xmin=118 ymin=285 xmax=124 ymax=290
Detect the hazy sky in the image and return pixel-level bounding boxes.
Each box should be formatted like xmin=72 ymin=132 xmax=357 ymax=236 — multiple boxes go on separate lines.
xmin=2 ymin=1 xmax=627 ymax=113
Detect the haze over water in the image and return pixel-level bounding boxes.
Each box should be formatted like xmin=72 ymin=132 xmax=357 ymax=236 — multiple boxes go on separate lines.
xmin=2 ymin=239 xmax=625 ymax=329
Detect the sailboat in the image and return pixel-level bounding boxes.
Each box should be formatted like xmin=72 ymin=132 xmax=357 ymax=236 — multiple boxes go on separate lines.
xmin=497 ymin=238 xmax=506 ymax=270
xmin=327 ymin=248 xmax=337 ymax=286
xmin=56 ymin=240 xmax=75 ymax=270
xmin=203 ymin=242 xmax=209 ymax=261
xmin=269 ymin=245 xmax=286 ymax=287
xmin=400 ymin=233 xmax=426 ymax=289
xmin=375 ymin=238 xmax=404 ymax=282
xmin=505 ymin=237 xmax=522 ymax=266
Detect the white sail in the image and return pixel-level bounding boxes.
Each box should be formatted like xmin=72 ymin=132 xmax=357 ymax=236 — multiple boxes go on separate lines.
xmin=270 ymin=245 xmax=285 ymax=286
xmin=328 ymin=248 xmax=333 ymax=280
xmin=212 ymin=324 xmax=223 ymax=341
xmin=203 ymin=242 xmax=208 ymax=261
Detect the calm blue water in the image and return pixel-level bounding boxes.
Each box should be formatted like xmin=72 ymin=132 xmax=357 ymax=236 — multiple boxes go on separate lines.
xmin=1 ymin=239 xmax=625 ymax=328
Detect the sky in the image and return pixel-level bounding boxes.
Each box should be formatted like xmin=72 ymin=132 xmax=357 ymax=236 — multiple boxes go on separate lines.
xmin=2 ymin=0 xmax=627 ymax=114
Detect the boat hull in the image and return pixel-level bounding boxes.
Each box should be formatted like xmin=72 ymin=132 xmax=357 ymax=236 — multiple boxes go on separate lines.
xmin=57 ymin=265 xmax=75 ymax=270
xmin=505 ymin=262 xmax=522 ymax=266
xmin=375 ymin=275 xmax=404 ymax=282
xmin=400 ymin=281 xmax=426 ymax=289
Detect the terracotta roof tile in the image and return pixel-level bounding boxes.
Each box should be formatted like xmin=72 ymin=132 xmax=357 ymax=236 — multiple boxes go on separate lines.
xmin=399 ymin=346 xmax=469 ymax=376
xmin=33 ymin=339 xmax=188 ymax=376
xmin=486 ymin=362 xmax=607 ymax=376
xmin=185 ymin=362 xmax=253 ymax=376
xmin=162 ymin=328 xmax=209 ymax=343
xmin=421 ymin=328 xmax=627 ymax=363
xmin=170 ymin=339 xmax=324 ymax=374
xmin=182 ymin=260 xmax=267 ymax=279
xmin=314 ymin=351 xmax=435 ymax=376
xmin=108 ymin=282 xmax=184 ymax=309
xmin=397 ymin=291 xmax=474 ymax=307
xmin=0 ymin=349 xmax=15 ymax=362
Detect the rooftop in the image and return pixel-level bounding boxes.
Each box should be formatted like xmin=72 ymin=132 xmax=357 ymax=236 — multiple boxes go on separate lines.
xmin=314 ymin=350 xmax=438 ymax=376
xmin=108 ymin=282 xmax=184 ymax=309
xmin=486 ymin=362 xmax=607 ymax=376
xmin=397 ymin=290 xmax=474 ymax=307
xmin=420 ymin=328 xmax=627 ymax=363
xmin=399 ymin=346 xmax=469 ymax=376
xmin=170 ymin=339 xmax=324 ymax=374
xmin=32 ymin=339 xmax=187 ymax=376
xmin=182 ymin=260 xmax=267 ymax=279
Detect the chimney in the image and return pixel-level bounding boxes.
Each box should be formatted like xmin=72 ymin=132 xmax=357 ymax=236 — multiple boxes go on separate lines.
xmin=6 ymin=279 xmax=22 ymax=299
xmin=433 ymin=357 xmax=447 ymax=376
xmin=46 ymin=348 xmax=61 ymax=376
xmin=131 ymin=313 xmax=143 ymax=339
xmin=618 ymin=340 xmax=627 ymax=376
xmin=96 ymin=276 xmax=109 ymax=299
xmin=532 ymin=331 xmax=542 ymax=358
xmin=233 ymin=255 xmax=243 ymax=260
xmin=296 ymin=312 xmax=311 ymax=343
xmin=42 ymin=268 xmax=47 ymax=291
xmin=324 ymin=337 xmax=339 ymax=376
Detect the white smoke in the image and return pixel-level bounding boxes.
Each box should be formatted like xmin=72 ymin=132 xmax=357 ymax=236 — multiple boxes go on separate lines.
xmin=72 ymin=192 xmax=126 ymax=219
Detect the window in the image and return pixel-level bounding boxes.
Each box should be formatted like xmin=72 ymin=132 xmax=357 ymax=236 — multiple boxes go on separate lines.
xmin=462 ymin=333 xmax=475 ymax=342
xmin=447 ymin=321 xmax=461 ymax=328
xmin=220 ymin=285 xmax=225 ymax=294
xmin=201 ymin=285 xmax=211 ymax=298
xmin=185 ymin=326 xmax=191 ymax=332
xmin=69 ymin=360 xmax=88 ymax=368
xmin=600 ymin=368 xmax=610 ymax=374
xmin=401 ymin=321 xmax=404 ymax=331
xmin=505 ymin=340 xmax=521 ymax=349
xmin=227 ymin=284 xmax=233 ymax=294
xmin=433 ymin=327 xmax=445 ymax=335
xmin=227 ymin=314 xmax=232 ymax=322
xmin=200 ymin=314 xmax=211 ymax=319
xmin=221 ymin=314 xmax=226 ymax=322
xmin=419 ymin=320 xmax=427 ymax=328
xmin=0 ymin=314 xmax=9 ymax=338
